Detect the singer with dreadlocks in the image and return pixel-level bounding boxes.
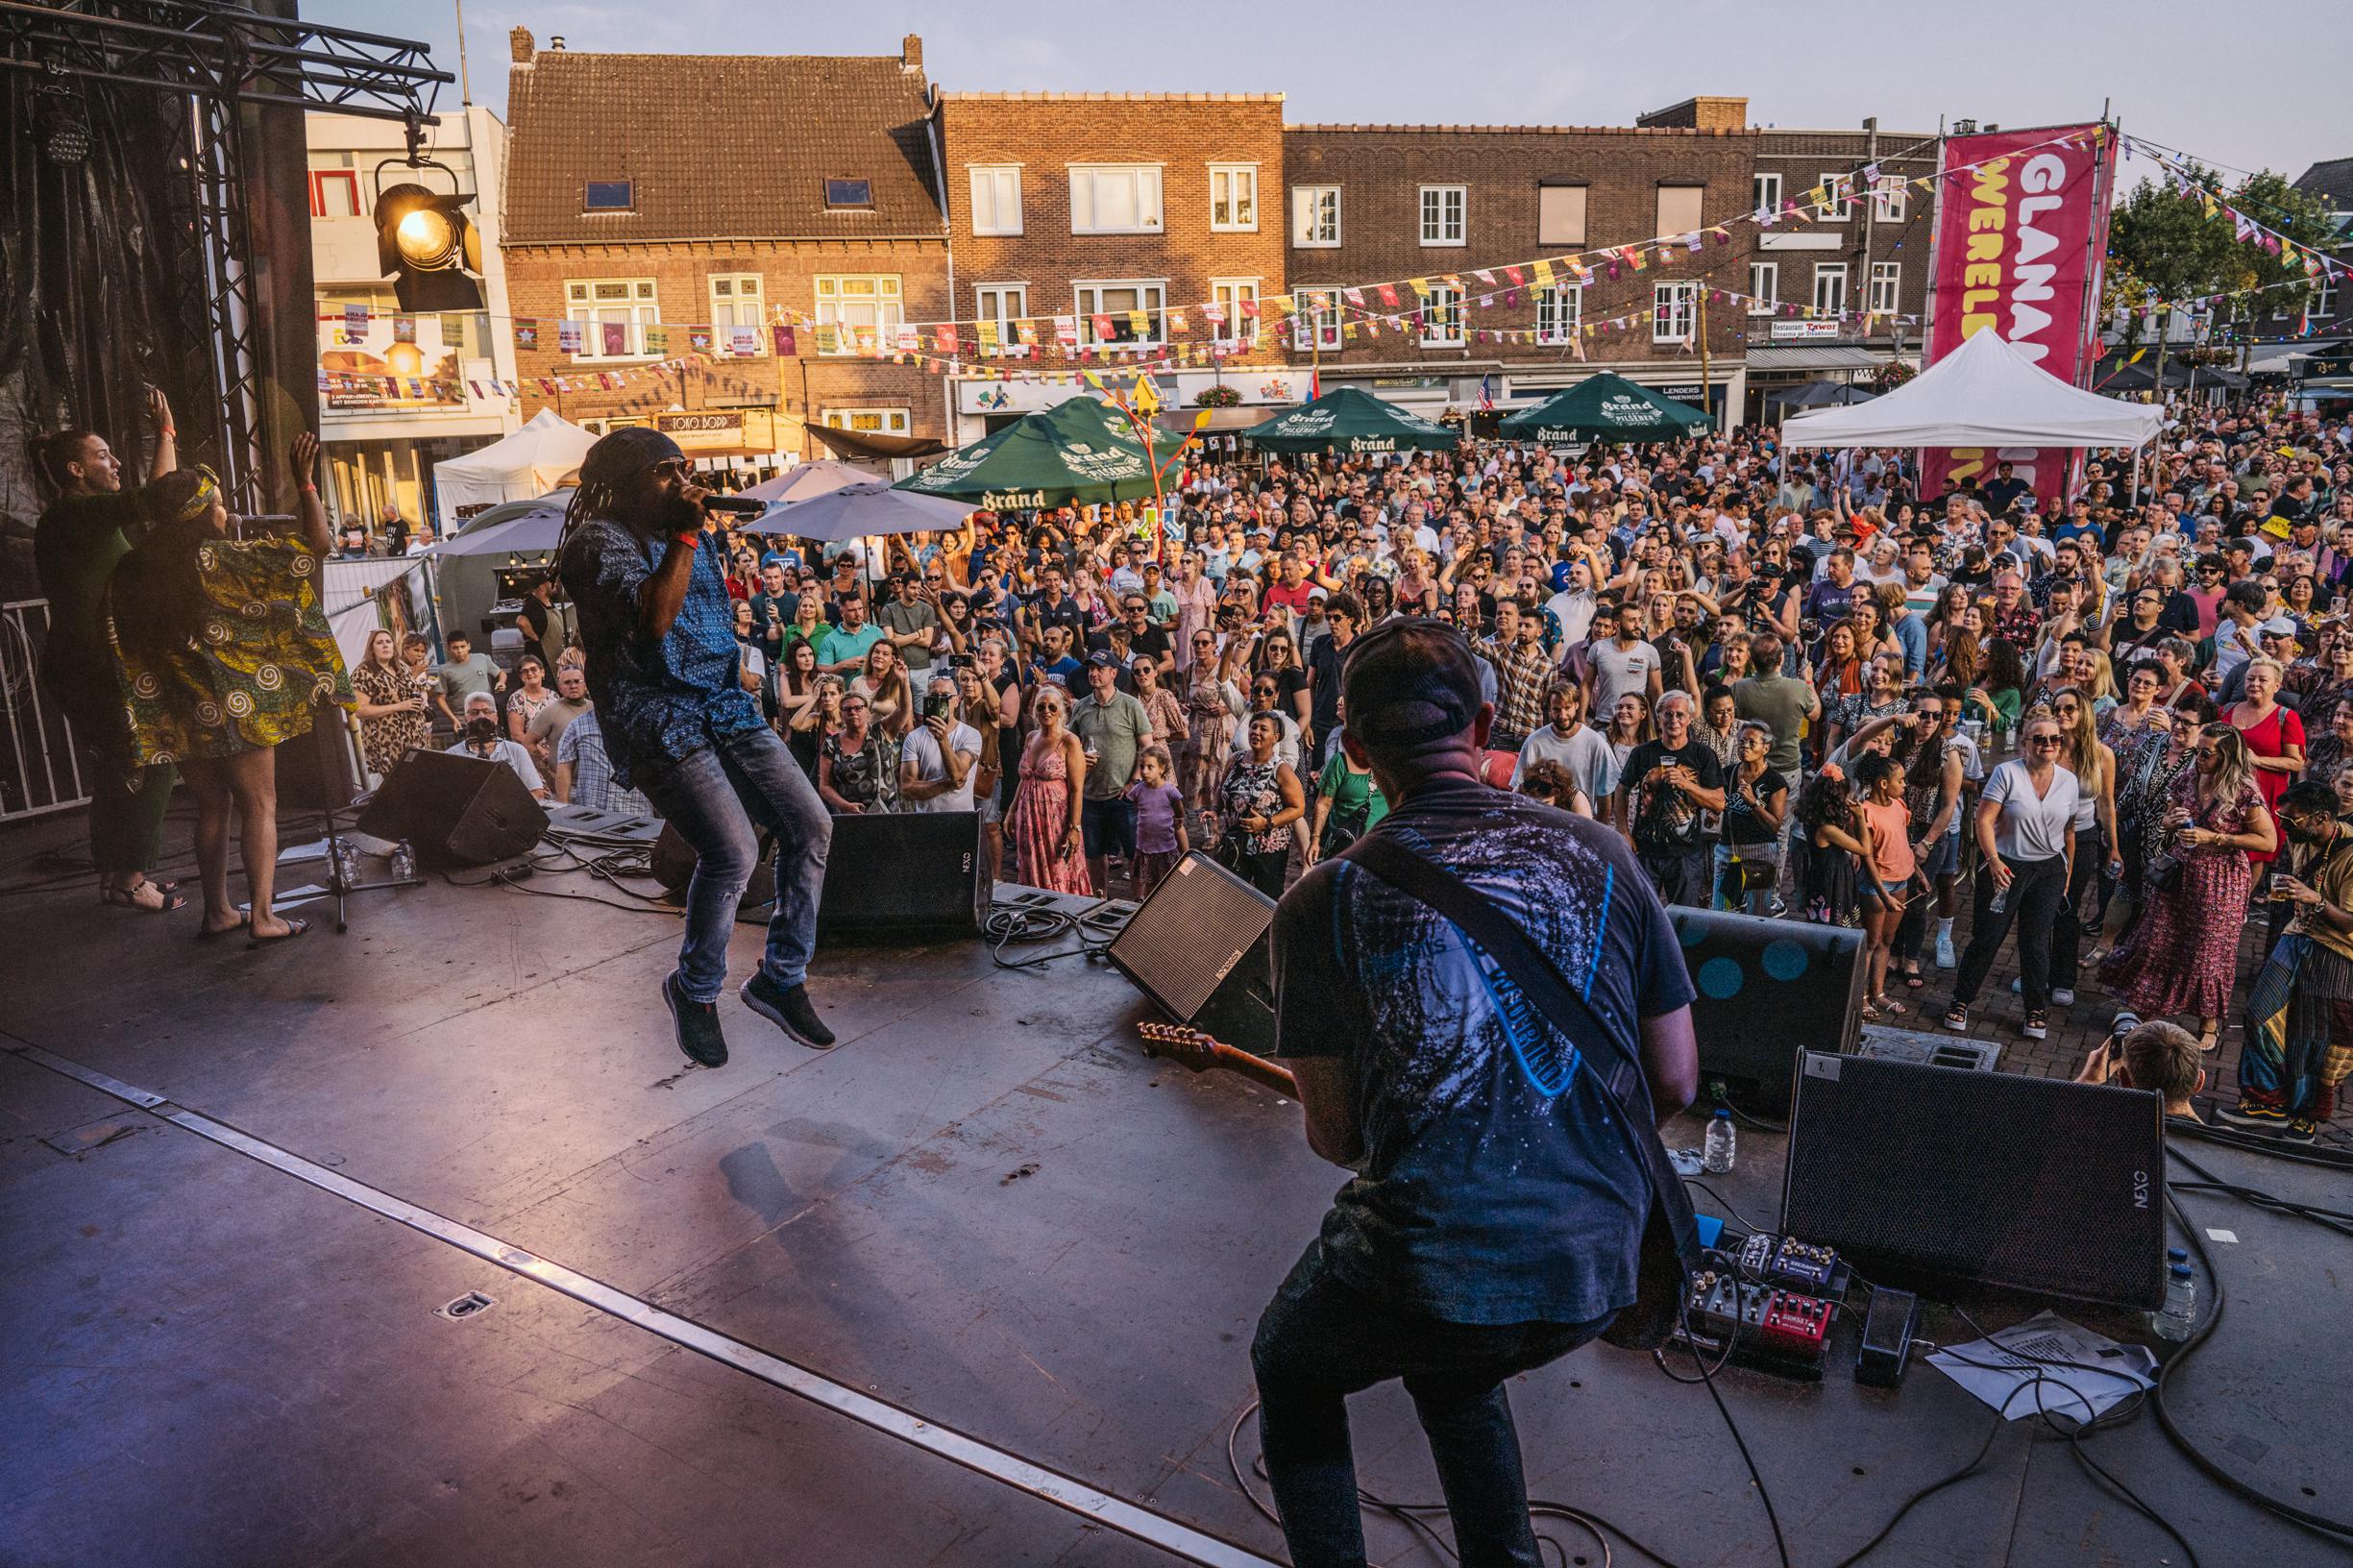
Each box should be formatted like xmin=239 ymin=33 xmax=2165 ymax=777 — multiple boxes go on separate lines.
xmin=557 ymin=427 xmax=835 ymax=1066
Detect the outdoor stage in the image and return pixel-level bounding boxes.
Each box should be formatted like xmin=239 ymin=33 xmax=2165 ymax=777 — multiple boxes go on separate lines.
xmin=1 ymin=813 xmax=2345 ymax=1567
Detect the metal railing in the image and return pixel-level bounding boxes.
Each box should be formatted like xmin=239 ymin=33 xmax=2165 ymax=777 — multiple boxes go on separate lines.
xmin=0 ymin=600 xmax=90 ymax=821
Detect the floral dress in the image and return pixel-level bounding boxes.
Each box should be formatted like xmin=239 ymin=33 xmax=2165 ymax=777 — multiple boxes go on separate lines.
xmin=822 ymin=731 xmax=899 ymax=814
xmin=1138 ymin=684 xmax=1186 ymax=753
xmin=108 ymin=532 xmax=353 ymax=766
xmin=1183 ymin=671 xmax=1238 ymax=806
xmin=2098 ymin=772 xmax=2263 ymax=1018
xmin=352 ymin=659 xmax=429 ymax=775
xmin=1011 ymin=737 xmax=1090 ymax=894
xmin=1220 ymin=754 xmax=1294 ymax=857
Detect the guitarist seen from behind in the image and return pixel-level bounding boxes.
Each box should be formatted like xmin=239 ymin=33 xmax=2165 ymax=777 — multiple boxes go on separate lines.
xmin=1257 ymin=619 xmax=1699 ymax=1568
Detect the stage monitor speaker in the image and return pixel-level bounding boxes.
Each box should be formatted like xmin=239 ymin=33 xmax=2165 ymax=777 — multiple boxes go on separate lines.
xmin=818 ymin=810 xmax=990 ymax=943
xmin=1105 ymin=850 xmax=1276 ymax=1057
xmin=1670 ymin=906 xmax=1866 ymax=1114
xmin=651 ymin=821 xmax=775 ymax=916
xmin=1782 ymin=1051 xmax=2167 ymax=1310
xmin=355 ymin=749 xmax=549 ymax=868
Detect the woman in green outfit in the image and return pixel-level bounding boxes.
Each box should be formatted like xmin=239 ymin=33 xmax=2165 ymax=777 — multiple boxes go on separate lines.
xmin=107 ymin=432 xmax=352 ymax=945
xmin=1306 ymin=702 xmax=1388 ymax=862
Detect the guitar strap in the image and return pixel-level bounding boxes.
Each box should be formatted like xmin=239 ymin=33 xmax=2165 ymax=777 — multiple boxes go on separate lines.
xmin=1337 ymin=831 xmax=1701 ymax=1349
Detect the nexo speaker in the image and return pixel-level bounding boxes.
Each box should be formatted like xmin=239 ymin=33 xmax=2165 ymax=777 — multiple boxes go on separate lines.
xmin=1105 ymin=851 xmax=1277 ymax=1057
xmin=1670 ymin=906 xmax=1866 ymax=1114
xmin=816 ymin=810 xmax=990 ymax=943
xmin=355 ymin=749 xmax=549 ymax=868
xmin=1782 ymin=1052 xmax=2168 ymax=1310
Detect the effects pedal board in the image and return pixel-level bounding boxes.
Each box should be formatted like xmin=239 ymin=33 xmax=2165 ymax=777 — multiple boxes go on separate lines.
xmin=1736 ymin=1232 xmax=1850 ymax=1297
xmin=1677 ymin=1263 xmax=1836 ymax=1382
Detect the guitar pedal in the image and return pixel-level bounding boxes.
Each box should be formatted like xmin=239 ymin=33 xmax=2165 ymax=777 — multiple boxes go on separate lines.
xmin=1758 ymin=1290 xmax=1834 ymax=1362
xmin=1735 ymin=1232 xmax=1848 ymax=1295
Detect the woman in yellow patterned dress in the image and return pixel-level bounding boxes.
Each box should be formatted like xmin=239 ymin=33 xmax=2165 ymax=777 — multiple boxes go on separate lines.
xmin=107 ymin=433 xmax=352 ymax=944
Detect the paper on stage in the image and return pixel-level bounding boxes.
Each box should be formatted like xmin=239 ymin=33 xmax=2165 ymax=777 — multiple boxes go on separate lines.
xmin=1928 ymin=1311 xmax=2156 ymax=1422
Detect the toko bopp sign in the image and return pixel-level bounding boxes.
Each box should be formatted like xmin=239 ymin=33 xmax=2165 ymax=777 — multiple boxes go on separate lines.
xmin=1923 ymin=123 xmax=2119 ymax=506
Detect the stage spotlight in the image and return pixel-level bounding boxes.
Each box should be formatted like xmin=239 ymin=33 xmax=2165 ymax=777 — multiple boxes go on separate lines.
xmin=373 ymin=163 xmax=484 ymax=312
xmin=36 ymin=86 xmax=90 ymax=166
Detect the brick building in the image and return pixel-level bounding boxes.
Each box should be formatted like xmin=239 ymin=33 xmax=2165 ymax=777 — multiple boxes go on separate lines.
xmin=1283 ymin=98 xmax=1756 ymax=429
xmin=500 ymin=31 xmax=951 ymax=474
xmin=933 ymin=92 xmax=1302 ymax=444
xmin=1740 ymin=117 xmax=1941 ymax=421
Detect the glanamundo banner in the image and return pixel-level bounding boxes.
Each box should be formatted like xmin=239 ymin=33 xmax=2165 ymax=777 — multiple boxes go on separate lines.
xmin=1923 ymin=124 xmax=2119 ymax=507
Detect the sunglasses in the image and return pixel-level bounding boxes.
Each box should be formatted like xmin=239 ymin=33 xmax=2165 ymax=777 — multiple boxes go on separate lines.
xmin=2029 ymin=735 xmax=2063 ymax=747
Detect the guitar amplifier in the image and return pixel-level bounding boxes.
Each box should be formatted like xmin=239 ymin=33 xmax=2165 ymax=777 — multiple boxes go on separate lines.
xmin=1782 ymin=1052 xmax=2167 ymax=1310
xmin=1671 ymin=906 xmax=1867 ymax=1115
xmin=1105 ymin=851 xmax=1276 ymax=1057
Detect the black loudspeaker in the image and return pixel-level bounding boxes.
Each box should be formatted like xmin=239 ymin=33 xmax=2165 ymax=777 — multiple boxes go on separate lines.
xmin=355 ymin=748 xmax=549 ymax=867
xmin=651 ymin=821 xmax=776 ymax=916
xmin=1105 ymin=850 xmax=1277 ymax=1056
xmin=817 ymin=810 xmax=990 ymax=942
xmin=1670 ymin=907 xmax=1866 ymax=1114
xmin=1783 ymin=1051 xmax=2167 ymax=1310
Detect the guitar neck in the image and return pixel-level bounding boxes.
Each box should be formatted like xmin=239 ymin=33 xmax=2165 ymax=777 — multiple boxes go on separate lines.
xmin=1201 ymin=1041 xmax=1299 ymax=1096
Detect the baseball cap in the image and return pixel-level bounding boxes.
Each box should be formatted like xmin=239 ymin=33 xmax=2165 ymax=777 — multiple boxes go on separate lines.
xmin=1550 ymin=561 xmax=1576 ymax=593
xmin=2260 ymin=615 xmax=2298 ymax=637
xmin=1340 ymin=619 xmax=1484 ymax=750
xmin=1085 ymin=649 xmax=1120 ymax=668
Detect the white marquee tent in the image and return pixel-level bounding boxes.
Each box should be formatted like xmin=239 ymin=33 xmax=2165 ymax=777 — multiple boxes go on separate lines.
xmin=1779 ymin=329 xmax=2164 ymax=451
xmin=429 ymin=408 xmax=599 ymax=529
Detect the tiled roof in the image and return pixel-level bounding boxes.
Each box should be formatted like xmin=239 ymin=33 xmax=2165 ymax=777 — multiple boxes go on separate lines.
xmin=2295 ymin=158 xmax=2353 ymax=209
xmin=941 ymin=91 xmax=1283 ymax=103
xmin=505 ymin=51 xmax=944 ymax=245
xmin=1284 ymin=123 xmax=1749 ymax=136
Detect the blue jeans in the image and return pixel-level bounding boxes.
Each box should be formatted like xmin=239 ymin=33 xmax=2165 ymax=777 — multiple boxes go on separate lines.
xmin=1251 ymin=1241 xmax=1611 ymax=1568
xmin=636 ymin=725 xmax=831 ymax=1002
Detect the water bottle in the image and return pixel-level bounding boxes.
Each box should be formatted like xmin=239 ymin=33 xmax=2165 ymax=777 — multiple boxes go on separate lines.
xmin=389 ymin=839 xmax=416 ymax=883
xmin=1703 ymin=1108 xmax=1736 ymax=1175
xmin=2149 ymin=1262 xmax=2197 ymax=1342
xmin=331 ymin=838 xmax=359 ymax=888
xmin=1987 ymin=868 xmax=2008 ymax=916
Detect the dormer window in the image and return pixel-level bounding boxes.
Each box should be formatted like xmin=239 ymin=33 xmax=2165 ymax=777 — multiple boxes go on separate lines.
xmin=825 ymin=178 xmax=872 ymax=208
xmin=583 ymin=180 xmax=633 ymax=212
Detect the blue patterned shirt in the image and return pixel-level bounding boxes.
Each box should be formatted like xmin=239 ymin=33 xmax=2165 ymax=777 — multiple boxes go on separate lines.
xmin=558 ymin=518 xmax=764 ymax=789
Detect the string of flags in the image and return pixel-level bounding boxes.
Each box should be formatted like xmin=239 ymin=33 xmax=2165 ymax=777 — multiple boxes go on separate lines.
xmin=2116 ymin=137 xmax=2346 ymax=330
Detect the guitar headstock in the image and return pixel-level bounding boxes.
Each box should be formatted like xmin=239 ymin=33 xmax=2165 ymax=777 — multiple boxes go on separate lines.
xmin=1138 ymin=1020 xmax=1226 ymax=1073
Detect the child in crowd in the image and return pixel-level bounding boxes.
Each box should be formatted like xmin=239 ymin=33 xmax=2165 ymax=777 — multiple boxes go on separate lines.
xmin=1126 ymin=744 xmax=1188 ymax=897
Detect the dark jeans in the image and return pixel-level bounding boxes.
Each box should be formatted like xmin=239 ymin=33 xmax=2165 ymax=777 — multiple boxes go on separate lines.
xmin=1080 ymin=794 xmax=1137 ymax=859
xmin=2048 ymin=826 xmax=2106 ymax=992
xmin=635 ymin=725 xmax=831 ymax=1003
xmin=1637 ymin=845 xmax=1711 ymax=908
xmin=1239 ymin=845 xmax=1288 ymax=900
xmin=88 ymin=758 xmax=176 ymax=875
xmin=1952 ymin=853 xmax=2066 ymax=1011
xmin=1252 ymin=1242 xmax=1612 ymax=1568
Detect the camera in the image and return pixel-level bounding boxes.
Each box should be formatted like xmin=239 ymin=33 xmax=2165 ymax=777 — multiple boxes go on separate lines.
xmin=923 ymin=690 xmax=956 ymax=721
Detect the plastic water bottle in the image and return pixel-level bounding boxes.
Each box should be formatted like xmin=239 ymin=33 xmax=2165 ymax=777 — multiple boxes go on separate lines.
xmin=2150 ymin=1262 xmax=2197 ymax=1342
xmin=1703 ymin=1108 xmax=1736 ymax=1175
xmin=1987 ymin=873 xmax=2008 ymax=916
xmin=389 ymin=839 xmax=416 ymax=883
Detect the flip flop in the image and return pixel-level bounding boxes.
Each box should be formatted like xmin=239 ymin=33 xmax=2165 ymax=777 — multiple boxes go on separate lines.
xmin=196 ymin=910 xmax=253 ymax=942
xmin=103 ymin=879 xmax=187 ymax=914
xmin=246 ymin=916 xmax=311 ymax=949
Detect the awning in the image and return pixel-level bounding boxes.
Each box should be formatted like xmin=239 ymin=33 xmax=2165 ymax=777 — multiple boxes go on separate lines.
xmin=809 ymin=425 xmax=950 ymax=461
xmin=1745 ymin=345 xmax=1890 ymax=372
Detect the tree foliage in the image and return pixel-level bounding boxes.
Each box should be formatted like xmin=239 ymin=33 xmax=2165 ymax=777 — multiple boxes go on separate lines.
xmin=2106 ymin=163 xmax=2338 ymax=344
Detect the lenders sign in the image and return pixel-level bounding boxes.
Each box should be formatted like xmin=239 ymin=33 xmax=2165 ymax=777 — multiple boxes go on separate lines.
xmin=1923 ymin=124 xmax=2119 ymax=506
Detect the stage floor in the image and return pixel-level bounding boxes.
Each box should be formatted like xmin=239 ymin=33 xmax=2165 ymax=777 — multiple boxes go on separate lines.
xmin=2 ymin=816 xmax=2346 ymax=1567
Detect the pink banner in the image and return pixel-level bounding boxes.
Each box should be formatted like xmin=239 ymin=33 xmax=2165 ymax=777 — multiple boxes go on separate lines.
xmin=1923 ymin=124 xmax=2118 ymax=508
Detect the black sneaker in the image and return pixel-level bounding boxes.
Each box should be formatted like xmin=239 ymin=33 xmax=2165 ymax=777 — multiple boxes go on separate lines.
xmin=2281 ymin=1116 xmax=2320 ymax=1144
xmin=2215 ymin=1099 xmax=2287 ymax=1128
xmin=741 ymin=971 xmax=836 ymax=1049
xmin=663 ymin=972 xmax=729 ymax=1067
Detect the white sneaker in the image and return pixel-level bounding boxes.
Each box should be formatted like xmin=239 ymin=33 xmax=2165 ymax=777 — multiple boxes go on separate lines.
xmin=1935 ymin=929 xmax=1956 ymax=968
xmin=2053 ymin=988 xmax=2075 ymax=1006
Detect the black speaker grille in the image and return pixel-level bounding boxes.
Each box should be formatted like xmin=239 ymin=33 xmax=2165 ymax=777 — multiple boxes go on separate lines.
xmin=1783 ymin=1053 xmax=2167 ymax=1309
xmin=1106 ymin=852 xmax=1274 ymax=1021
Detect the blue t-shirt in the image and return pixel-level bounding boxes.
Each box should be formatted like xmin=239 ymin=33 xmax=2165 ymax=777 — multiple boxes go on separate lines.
xmin=1273 ymin=779 xmax=1694 ymax=1325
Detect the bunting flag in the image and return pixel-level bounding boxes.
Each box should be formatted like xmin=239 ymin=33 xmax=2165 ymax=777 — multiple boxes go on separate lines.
xmin=512 ymin=320 xmax=539 ymax=353
xmin=772 ymin=323 xmax=797 ymax=356
xmin=1376 ymin=282 xmax=1401 ymax=308
xmin=729 ymin=326 xmax=759 ymax=356
xmin=555 ymin=320 xmax=583 ymax=354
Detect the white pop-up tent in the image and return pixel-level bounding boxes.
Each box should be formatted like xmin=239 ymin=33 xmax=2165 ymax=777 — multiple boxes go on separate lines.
xmin=1779 ymin=329 xmax=2164 ymax=451
xmin=430 ymin=408 xmax=599 ymax=528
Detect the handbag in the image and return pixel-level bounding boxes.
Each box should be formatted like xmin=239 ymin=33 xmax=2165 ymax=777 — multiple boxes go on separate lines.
xmin=1337 ymin=833 xmax=1701 ymax=1351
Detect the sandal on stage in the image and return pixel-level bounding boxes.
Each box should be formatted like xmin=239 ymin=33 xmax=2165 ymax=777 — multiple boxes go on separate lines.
xmin=196 ymin=910 xmax=252 ymax=942
xmin=245 ymin=915 xmax=310 ymax=949
xmin=102 ymin=878 xmax=187 ymax=914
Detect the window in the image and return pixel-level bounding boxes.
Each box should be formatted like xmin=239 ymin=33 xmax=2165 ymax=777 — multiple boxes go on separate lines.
xmin=1871 ymin=175 xmax=1906 ymax=224
xmin=2309 ymin=280 xmax=2340 ymax=324
xmin=1209 ymin=164 xmax=1258 ymax=232
xmin=1813 ymin=263 xmax=1849 ymax=317
xmin=1749 ymin=261 xmax=1777 ymax=315
xmin=1536 ymin=285 xmax=1583 ymax=345
xmin=1816 ymin=172 xmax=1853 ymax=221
xmin=814 ymin=275 xmax=903 ymax=355
xmin=1868 ymin=262 xmax=1900 ymax=316
xmin=1420 ymin=285 xmax=1463 ymax=346
xmin=564 ymin=279 xmax=660 ymax=359
xmin=975 ymin=284 xmax=1028 ymax=344
xmin=1212 ymin=279 xmax=1260 ymax=345
xmin=824 ymin=178 xmax=872 ymax=208
xmin=583 ymin=181 xmax=633 ymax=212
xmin=822 ymin=407 xmax=912 ymax=435
xmin=1419 ymin=184 xmax=1466 ymax=246
xmin=1291 ymin=185 xmax=1341 ymax=247
xmin=1074 ymin=280 xmax=1166 ymax=347
xmin=1293 ymin=286 xmax=1342 ymax=352
xmin=969 ymin=165 xmax=1022 ymax=235
xmin=1655 ymin=184 xmax=1704 ymax=239
xmin=309 ymin=170 xmax=359 ymax=218
xmin=1654 ymin=282 xmax=1697 ymax=343
xmin=1753 ymin=171 xmax=1782 ymax=214
xmin=1069 ymin=165 xmax=1163 ymax=233
xmin=1538 ymin=184 xmax=1587 ymax=247
xmin=709 ymin=274 xmax=766 ymax=355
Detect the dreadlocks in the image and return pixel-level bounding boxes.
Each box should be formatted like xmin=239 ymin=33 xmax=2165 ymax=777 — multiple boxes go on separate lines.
xmin=557 ymin=424 xmax=688 ymax=568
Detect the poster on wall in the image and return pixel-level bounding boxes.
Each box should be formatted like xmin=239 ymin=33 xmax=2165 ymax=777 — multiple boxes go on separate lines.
xmin=1922 ymin=124 xmax=2119 ymax=507
xmin=317 ymin=311 xmax=469 ymax=413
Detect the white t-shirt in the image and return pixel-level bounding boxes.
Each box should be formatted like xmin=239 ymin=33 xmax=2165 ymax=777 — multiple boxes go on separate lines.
xmin=1980 ymin=759 xmax=2080 ymax=863
xmin=1510 ymin=723 xmax=1622 ymax=804
xmin=1587 ymin=638 xmax=1663 ymax=714
xmin=900 ymin=721 xmax=981 ymax=812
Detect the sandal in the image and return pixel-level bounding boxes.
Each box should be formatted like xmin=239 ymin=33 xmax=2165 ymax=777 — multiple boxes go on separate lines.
xmin=1902 ymin=967 xmax=1926 ymax=991
xmin=246 ymin=915 xmax=311 ymax=949
xmin=196 ymin=910 xmax=252 ymax=942
xmin=102 ymin=878 xmax=187 ymax=914
xmin=1859 ymin=1000 xmax=1882 ymax=1021
xmin=2197 ymin=1027 xmax=2221 ymax=1055
xmin=1876 ymin=995 xmax=1908 ymax=1017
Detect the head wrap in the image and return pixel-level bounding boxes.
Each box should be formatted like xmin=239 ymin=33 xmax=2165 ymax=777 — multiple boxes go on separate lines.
xmin=578 ymin=426 xmax=684 ymax=489
xmin=169 ymin=466 xmax=220 ymax=524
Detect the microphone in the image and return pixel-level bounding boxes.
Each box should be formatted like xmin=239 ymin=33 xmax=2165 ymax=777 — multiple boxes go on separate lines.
xmin=699 ymin=495 xmax=767 ymax=518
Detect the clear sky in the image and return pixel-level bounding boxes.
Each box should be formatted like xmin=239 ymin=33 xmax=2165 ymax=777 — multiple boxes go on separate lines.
xmin=315 ymin=0 xmax=2347 ymax=192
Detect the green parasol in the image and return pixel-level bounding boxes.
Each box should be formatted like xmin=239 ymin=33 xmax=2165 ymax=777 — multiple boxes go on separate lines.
xmin=1239 ymin=386 xmax=1461 ymax=454
xmin=1501 ymin=373 xmax=1711 ymax=445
